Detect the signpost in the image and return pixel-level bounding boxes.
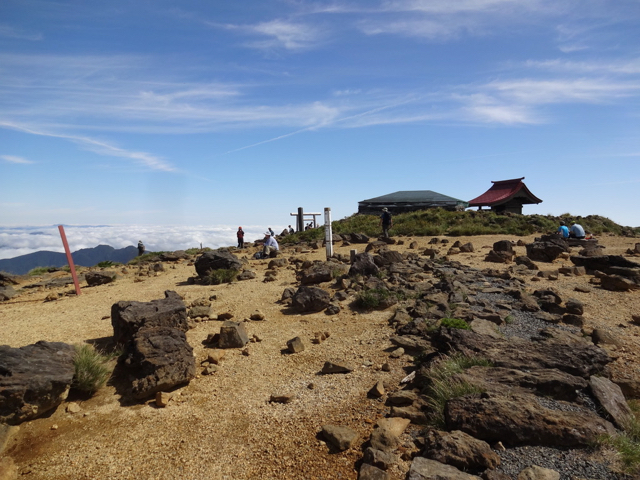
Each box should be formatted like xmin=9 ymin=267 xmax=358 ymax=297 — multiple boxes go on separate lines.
xmin=324 ymin=207 xmax=333 ymax=260
xmin=58 ymin=225 xmax=81 ymax=296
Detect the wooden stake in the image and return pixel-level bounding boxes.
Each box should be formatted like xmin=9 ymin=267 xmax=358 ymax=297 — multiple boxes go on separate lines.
xmin=58 ymin=225 xmax=81 ymax=296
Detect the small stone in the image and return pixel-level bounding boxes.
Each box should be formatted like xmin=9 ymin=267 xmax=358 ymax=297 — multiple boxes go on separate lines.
xmin=51 ymin=424 xmax=58 ymax=430
xmin=241 ymin=347 xmax=250 ymax=356
xmin=321 ymin=361 xmax=353 ymax=374
xmin=287 ymin=337 xmax=305 ymax=353
xmin=66 ymin=402 xmax=81 ymax=414
xmin=207 ymin=350 xmax=225 ymax=365
xmin=250 ymin=310 xmax=265 ymax=321
xmin=202 ymin=365 xmax=218 ymax=375
xmin=368 ymin=381 xmax=385 ymax=398
xmin=381 ymin=363 xmax=391 ymax=372
xmin=269 ymin=394 xmax=294 ymax=404
xmin=155 ymin=391 xmax=173 ymax=407
xmin=389 ymin=347 xmax=404 ymax=358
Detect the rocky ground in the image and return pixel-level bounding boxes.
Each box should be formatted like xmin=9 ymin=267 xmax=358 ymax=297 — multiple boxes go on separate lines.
xmin=1 ymin=233 xmax=640 ymax=480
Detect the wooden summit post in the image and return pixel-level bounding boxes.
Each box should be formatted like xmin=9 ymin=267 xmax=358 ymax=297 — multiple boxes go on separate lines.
xmin=324 ymin=207 xmax=333 ymax=260
xmin=58 ymin=225 xmax=81 ymax=296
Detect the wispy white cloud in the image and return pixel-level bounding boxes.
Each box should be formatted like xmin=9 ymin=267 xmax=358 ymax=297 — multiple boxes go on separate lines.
xmin=0 ymin=25 xmax=43 ymax=41
xmin=1 ymin=155 xmax=35 ymax=164
xmin=525 ymin=58 xmax=640 ymax=75
xmin=485 ymin=78 xmax=640 ymax=104
xmin=218 ymin=19 xmax=325 ymax=51
xmin=0 ymin=121 xmax=176 ymax=172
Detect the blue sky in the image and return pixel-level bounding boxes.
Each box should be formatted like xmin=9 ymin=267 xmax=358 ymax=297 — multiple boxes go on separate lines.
xmin=1 ymin=0 xmax=639 ymax=254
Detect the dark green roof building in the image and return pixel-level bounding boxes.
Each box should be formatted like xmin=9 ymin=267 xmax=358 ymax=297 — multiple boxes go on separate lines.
xmin=358 ymin=190 xmax=469 ymax=215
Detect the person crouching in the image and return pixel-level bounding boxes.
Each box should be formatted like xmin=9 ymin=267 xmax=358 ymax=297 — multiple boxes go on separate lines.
xmin=262 ymin=232 xmax=279 ymax=258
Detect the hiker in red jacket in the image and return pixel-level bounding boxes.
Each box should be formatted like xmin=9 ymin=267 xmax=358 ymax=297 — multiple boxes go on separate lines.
xmin=237 ymin=227 xmax=245 ymax=249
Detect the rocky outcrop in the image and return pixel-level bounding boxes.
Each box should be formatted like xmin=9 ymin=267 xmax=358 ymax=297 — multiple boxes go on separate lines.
xmin=122 ymin=326 xmax=195 ymax=400
xmin=111 ymin=290 xmax=188 ymax=345
xmin=445 ymin=393 xmax=615 ymax=447
xmin=194 ymin=249 xmax=242 ymax=277
xmin=0 ymin=341 xmax=76 ymax=425
xmin=526 ymin=235 xmax=569 ymax=262
xmin=292 ymin=286 xmax=331 ymax=312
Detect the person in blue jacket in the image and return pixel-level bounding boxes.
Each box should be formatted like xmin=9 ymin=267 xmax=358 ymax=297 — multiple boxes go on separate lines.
xmin=557 ymin=221 xmax=569 ymax=239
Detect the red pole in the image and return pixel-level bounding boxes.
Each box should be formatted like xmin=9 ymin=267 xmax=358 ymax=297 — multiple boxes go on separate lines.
xmin=58 ymin=225 xmax=81 ymax=296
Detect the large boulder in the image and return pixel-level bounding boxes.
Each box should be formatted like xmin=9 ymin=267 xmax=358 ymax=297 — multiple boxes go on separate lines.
xmin=526 ymin=235 xmax=569 ymax=262
xmin=194 ymin=249 xmax=242 ymax=277
xmin=452 ymin=366 xmax=588 ymax=402
xmin=111 ymin=290 xmax=188 ymax=345
xmin=218 ymin=321 xmax=250 ymax=348
xmin=423 ymin=429 xmax=500 ymax=471
xmin=436 ymin=328 xmax=611 ymax=379
xmin=122 ymin=326 xmax=195 ymax=400
xmin=0 ymin=285 xmax=17 ymax=301
xmin=408 ymin=457 xmax=481 ymax=480
xmin=445 ymin=392 xmax=615 ymax=447
xmin=292 ymin=286 xmax=331 ymax=312
xmin=570 ymin=255 xmax=640 ymax=274
xmin=589 ymin=376 xmax=634 ymax=429
xmin=300 ymin=263 xmax=334 ymax=285
xmin=0 ymin=341 xmax=76 ymax=425
xmin=348 ymin=253 xmax=379 ymax=277
xmin=85 ymin=271 xmax=116 ymax=286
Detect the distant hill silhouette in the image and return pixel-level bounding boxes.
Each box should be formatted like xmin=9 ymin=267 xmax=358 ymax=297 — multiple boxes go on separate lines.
xmin=0 ymin=245 xmax=138 ymax=275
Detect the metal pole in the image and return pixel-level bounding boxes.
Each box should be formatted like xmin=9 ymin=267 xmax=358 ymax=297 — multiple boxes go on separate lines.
xmin=324 ymin=207 xmax=333 ymax=260
xmin=58 ymin=225 xmax=81 ymax=296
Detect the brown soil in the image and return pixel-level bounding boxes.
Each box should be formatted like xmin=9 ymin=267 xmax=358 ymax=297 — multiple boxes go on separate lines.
xmin=1 ymin=234 xmax=640 ymax=479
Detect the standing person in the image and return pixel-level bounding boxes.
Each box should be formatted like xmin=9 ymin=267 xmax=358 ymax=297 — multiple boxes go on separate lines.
xmin=569 ymin=222 xmax=586 ymax=239
xmin=288 ymin=225 xmax=294 ymax=234
xmin=380 ymin=208 xmax=392 ymax=238
xmin=262 ymin=231 xmax=279 ymax=258
xmin=268 ymin=227 xmax=275 ymax=237
xmin=557 ymin=221 xmax=569 ymax=239
xmin=237 ymin=227 xmax=245 ymax=248
xmin=137 ymin=240 xmax=145 ymax=256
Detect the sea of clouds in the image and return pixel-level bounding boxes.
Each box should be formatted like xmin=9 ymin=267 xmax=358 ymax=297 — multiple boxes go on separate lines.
xmin=0 ymin=224 xmax=285 ymax=260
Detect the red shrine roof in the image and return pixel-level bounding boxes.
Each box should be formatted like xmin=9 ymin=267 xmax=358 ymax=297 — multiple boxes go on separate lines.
xmin=468 ymin=177 xmax=542 ymax=207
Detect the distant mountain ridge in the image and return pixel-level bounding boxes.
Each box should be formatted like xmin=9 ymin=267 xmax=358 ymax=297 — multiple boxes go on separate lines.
xmin=0 ymin=245 xmax=138 ymax=275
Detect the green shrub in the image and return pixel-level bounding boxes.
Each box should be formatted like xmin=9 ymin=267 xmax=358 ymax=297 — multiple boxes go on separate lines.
xmin=28 ymin=266 xmax=53 ymax=276
xmin=356 ymin=288 xmax=393 ymax=309
xmin=96 ymin=261 xmax=119 ymax=268
xmin=203 ymin=268 xmax=239 ymax=285
xmin=440 ymin=318 xmax=471 ymax=330
xmin=72 ymin=344 xmax=113 ymax=394
xmin=323 ymin=209 xmax=640 ymax=239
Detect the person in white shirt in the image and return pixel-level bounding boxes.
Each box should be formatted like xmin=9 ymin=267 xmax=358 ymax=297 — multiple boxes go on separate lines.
xmin=262 ymin=232 xmax=279 ymax=257
xmin=569 ymin=222 xmax=586 ymax=239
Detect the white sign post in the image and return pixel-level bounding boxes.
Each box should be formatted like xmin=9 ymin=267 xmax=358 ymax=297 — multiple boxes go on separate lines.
xmin=324 ymin=207 xmax=333 ymax=259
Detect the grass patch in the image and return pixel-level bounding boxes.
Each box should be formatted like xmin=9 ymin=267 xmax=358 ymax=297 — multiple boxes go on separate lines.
xmin=356 ymin=288 xmax=395 ymax=309
xmin=440 ymin=317 xmax=471 ymax=330
xmin=72 ymin=344 xmax=113 ymax=395
xmin=96 ymin=261 xmax=121 ymax=268
xmin=422 ymin=353 xmax=492 ymax=427
xmin=202 ymin=268 xmax=239 ymax=285
xmin=277 ymin=209 xmax=640 ymax=242
xmin=28 ymin=266 xmax=54 ymax=276
xmin=601 ymin=400 xmax=640 ymax=474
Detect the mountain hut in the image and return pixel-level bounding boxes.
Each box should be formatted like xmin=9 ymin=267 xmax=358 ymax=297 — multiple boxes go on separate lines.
xmin=358 ymin=191 xmax=469 ymax=215
xmin=468 ymin=177 xmax=542 ymax=214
